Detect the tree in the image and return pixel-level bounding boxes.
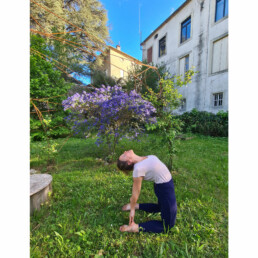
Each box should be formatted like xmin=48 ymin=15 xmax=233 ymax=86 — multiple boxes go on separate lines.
xmin=124 ymin=62 xmax=169 ymax=94
xmin=90 ymin=70 xmax=126 ymax=88
xmin=30 ymin=35 xmax=72 ymax=140
xmin=30 ymin=0 xmax=111 ymax=79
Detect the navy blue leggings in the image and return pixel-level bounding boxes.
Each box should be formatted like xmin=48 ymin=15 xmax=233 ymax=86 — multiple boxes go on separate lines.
xmin=138 ymin=178 xmax=177 ymax=233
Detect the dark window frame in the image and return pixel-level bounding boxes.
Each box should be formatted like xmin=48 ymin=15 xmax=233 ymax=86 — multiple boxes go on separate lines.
xmin=215 ymin=0 xmax=228 ymax=22
xmin=181 ymin=16 xmax=191 ymax=43
xmin=159 ymin=36 xmax=166 ymax=57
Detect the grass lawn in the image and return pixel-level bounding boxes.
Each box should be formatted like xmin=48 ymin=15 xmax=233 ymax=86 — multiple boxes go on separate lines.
xmin=30 ymin=134 xmax=228 ymax=257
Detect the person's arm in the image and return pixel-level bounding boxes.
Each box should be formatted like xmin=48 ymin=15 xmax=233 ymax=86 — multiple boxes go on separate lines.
xmin=129 ymin=176 xmax=143 ymax=224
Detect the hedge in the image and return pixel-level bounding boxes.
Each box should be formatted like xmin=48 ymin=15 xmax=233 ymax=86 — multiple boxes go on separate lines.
xmin=177 ymin=109 xmax=228 ymax=137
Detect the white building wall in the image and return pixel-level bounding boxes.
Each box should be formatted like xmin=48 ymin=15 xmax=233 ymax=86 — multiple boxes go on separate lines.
xmin=141 ymin=0 xmax=228 ymax=114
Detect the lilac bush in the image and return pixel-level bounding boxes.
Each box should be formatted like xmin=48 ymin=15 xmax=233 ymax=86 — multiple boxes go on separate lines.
xmin=62 ymin=85 xmax=156 ymax=159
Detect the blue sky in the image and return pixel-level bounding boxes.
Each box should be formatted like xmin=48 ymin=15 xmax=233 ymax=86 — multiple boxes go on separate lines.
xmin=101 ymin=0 xmax=186 ymax=61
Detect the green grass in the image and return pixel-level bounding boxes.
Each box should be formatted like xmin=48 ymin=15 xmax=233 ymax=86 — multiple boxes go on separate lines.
xmin=30 ymin=134 xmax=228 ymax=257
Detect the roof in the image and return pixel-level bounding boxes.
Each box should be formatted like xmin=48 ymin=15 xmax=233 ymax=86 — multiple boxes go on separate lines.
xmin=140 ymin=0 xmax=191 ymax=46
xmin=105 ymin=46 xmax=158 ymax=70
xmin=108 ymin=46 xmax=140 ymax=63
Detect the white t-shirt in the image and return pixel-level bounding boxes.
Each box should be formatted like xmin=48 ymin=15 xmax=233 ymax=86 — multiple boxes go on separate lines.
xmin=133 ymin=155 xmax=172 ymax=184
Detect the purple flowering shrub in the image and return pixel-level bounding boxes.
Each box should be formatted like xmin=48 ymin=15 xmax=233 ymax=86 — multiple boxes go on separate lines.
xmin=62 ymin=85 xmax=156 ymax=159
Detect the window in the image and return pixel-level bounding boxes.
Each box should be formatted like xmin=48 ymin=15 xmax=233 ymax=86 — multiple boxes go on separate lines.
xmin=159 ymin=36 xmax=166 ymax=57
xmin=215 ymin=0 xmax=228 ymax=22
xmin=185 ymin=55 xmax=189 ymax=73
xmin=213 ymin=93 xmax=223 ymax=106
xmin=120 ymin=70 xmax=124 ymax=78
xmin=147 ymin=47 xmax=153 ymax=63
xmin=179 ymin=55 xmax=190 ymax=77
xmin=180 ymin=98 xmax=186 ymax=111
xmin=181 ymin=16 xmax=191 ymax=43
xmin=211 ymin=36 xmax=228 ymax=74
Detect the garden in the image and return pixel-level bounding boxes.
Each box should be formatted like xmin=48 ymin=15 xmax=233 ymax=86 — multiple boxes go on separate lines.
xmin=30 ymin=81 xmax=228 ymax=257
xmin=30 ymin=1 xmax=228 ymax=256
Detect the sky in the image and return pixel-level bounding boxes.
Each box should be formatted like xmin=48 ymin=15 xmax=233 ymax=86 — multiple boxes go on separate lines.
xmin=100 ymin=0 xmax=186 ymax=61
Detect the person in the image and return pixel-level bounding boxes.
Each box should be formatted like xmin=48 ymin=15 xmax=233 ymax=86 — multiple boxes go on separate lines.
xmin=117 ymin=150 xmax=177 ymax=233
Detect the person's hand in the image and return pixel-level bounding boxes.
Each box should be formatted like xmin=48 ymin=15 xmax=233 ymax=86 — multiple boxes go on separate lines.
xmin=129 ymin=209 xmax=135 ymax=225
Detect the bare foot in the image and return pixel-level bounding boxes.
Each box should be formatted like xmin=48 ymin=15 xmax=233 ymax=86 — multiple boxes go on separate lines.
xmin=122 ymin=203 xmax=139 ymax=211
xmin=119 ymin=222 xmax=139 ymax=232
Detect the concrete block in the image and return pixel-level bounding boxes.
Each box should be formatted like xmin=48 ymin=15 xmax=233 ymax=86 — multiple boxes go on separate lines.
xmin=30 ymin=174 xmax=52 ymax=215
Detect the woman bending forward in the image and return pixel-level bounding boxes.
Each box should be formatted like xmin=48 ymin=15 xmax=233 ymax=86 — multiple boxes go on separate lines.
xmin=117 ymin=150 xmax=177 ymax=233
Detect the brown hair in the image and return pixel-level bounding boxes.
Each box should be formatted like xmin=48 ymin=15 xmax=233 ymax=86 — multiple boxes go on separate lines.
xmin=117 ymin=159 xmax=134 ymax=173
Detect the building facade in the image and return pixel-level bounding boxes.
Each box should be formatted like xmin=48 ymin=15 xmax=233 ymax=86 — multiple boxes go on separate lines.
xmin=141 ymin=0 xmax=228 ymax=114
xmin=102 ymin=45 xmax=140 ymax=80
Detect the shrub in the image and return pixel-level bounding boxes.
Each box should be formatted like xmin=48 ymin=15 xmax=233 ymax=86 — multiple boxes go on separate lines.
xmin=144 ymin=69 xmax=196 ymax=170
xmin=178 ymin=109 xmax=228 ymax=137
xmin=62 ymin=85 xmax=156 ymax=160
xmin=124 ymin=62 xmax=169 ymax=94
xmin=68 ymin=84 xmax=91 ymax=96
xmin=91 ymin=70 xmax=125 ymax=88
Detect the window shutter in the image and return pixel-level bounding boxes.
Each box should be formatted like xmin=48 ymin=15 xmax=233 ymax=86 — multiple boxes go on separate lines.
xmin=212 ymin=36 xmax=228 ymax=73
xmin=220 ymin=36 xmax=228 ymax=71
xmin=212 ymin=40 xmax=221 ymax=73
xmin=179 ymin=57 xmax=185 ymax=76
xmin=185 ymin=55 xmax=189 ymax=72
xmin=147 ymin=47 xmax=153 ymax=63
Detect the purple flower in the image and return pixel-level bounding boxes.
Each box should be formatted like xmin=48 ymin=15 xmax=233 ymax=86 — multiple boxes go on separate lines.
xmin=62 ymin=85 xmax=157 ymax=147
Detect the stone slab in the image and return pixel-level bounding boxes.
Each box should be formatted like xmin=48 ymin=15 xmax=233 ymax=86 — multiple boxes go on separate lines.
xmin=30 ymin=174 xmax=52 ymax=196
xmin=30 ymin=174 xmax=53 ymax=215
